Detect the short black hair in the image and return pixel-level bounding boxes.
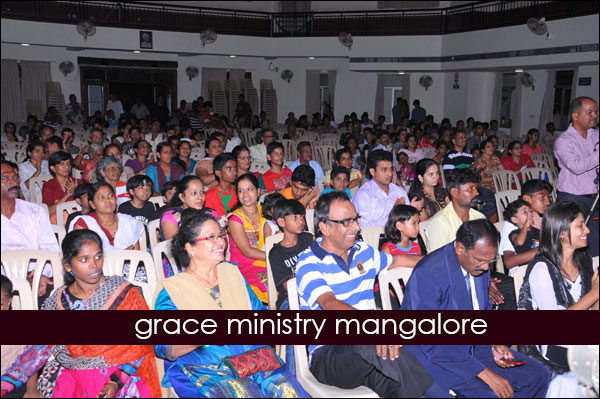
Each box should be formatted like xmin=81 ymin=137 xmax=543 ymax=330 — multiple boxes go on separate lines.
xmin=232 ymin=145 xmax=250 ymax=160
xmin=1 ymin=275 xmax=14 ymax=299
xmin=1 ymin=160 xmax=18 ymax=171
xmin=436 ymin=140 xmax=448 ymax=150
xmin=45 ymin=135 xmax=64 ymax=149
xmin=161 ymin=180 xmax=178 ymax=196
xmin=330 ymin=165 xmax=350 ymax=181
xmin=48 ymin=151 xmax=73 ymax=176
xmin=261 ymin=192 xmax=285 ymax=220
xmin=291 ymin=165 xmax=315 ymax=187
xmin=375 ymin=129 xmax=388 ymax=140
xmin=61 ymin=229 xmax=104 ymax=285
xmin=385 ymin=204 xmax=420 ymax=244
xmin=367 ymin=149 xmax=393 ymax=175
xmin=445 ymin=169 xmax=480 ymax=199
xmin=296 ymin=141 xmax=311 ymax=153
xmin=569 ymin=96 xmax=596 ymax=120
xmin=451 ymin=129 xmax=466 ymax=141
xmin=314 ymin=191 xmax=351 ymax=237
xmin=521 ymin=179 xmax=553 ymax=198
xmin=267 ymin=141 xmax=284 ymax=156
xmin=212 ymin=153 xmax=236 ymax=181
xmin=73 ymin=182 xmax=95 ymax=201
xmin=503 ymin=198 xmax=530 ymax=222
xmin=456 ymin=219 xmax=499 ymax=250
xmin=273 ymin=198 xmax=306 ymax=223
xmin=334 ymin=147 xmax=352 ymax=163
xmin=126 ymin=175 xmax=153 ymax=194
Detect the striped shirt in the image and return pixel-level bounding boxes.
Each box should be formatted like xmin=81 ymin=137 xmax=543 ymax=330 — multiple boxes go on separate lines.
xmin=296 ymin=238 xmax=392 ymax=357
xmin=554 ymin=124 xmax=599 ymax=195
xmin=442 ymin=150 xmax=474 ymax=170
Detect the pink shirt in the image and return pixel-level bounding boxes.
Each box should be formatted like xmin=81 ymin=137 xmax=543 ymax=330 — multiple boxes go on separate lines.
xmin=554 ymin=124 xmax=599 ymax=195
xmin=1 ymin=199 xmax=59 ymax=277
xmin=522 ymin=143 xmax=542 ymax=157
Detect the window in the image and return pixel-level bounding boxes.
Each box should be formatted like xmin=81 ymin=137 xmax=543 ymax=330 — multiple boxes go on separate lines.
xmin=553 ymin=70 xmax=574 ymax=130
xmin=500 ymin=73 xmax=516 ymax=129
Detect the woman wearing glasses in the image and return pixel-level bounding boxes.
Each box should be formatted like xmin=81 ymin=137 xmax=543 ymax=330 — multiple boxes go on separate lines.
xmin=154 ymin=212 xmax=307 ymax=398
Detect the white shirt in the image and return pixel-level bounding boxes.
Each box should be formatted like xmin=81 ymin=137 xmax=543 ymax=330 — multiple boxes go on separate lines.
xmin=353 ymin=179 xmax=409 ymax=227
xmin=18 ymin=160 xmax=50 ymax=202
xmin=1 ymin=199 xmax=59 ymax=277
xmin=107 ymin=100 xmax=125 ymax=118
xmin=529 ymin=262 xmax=582 ymax=310
xmin=460 ymin=266 xmax=480 ymax=310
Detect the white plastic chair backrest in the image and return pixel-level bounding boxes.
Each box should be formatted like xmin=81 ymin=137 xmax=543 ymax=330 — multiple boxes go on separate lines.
xmin=305 ymin=209 xmax=315 ymax=235
xmin=265 ymin=233 xmax=284 ymax=310
xmin=419 ymin=220 xmax=429 ymax=239
xmin=151 ymin=239 xmax=179 ymax=281
xmin=493 ymin=221 xmax=506 ymax=275
xmin=531 ymin=153 xmax=552 ymax=166
xmin=521 ymin=167 xmax=556 ymax=186
xmin=491 ymin=170 xmax=521 ymax=192
xmin=10 ymin=278 xmax=35 ymax=310
xmin=379 ymin=267 xmax=413 ymax=310
xmin=137 ymin=221 xmax=148 ymax=252
xmin=39 ymin=203 xmax=50 ymax=219
xmin=56 ymin=200 xmax=81 ymax=228
xmin=422 ymin=147 xmax=436 ymax=159
xmin=148 ymin=196 xmax=165 ymax=210
xmin=52 ymin=224 xmax=66 ymax=251
xmin=593 ymin=256 xmax=599 ymax=269
xmin=317 ymin=177 xmax=326 ymax=191
xmin=258 ymin=192 xmax=269 ymax=205
xmin=0 ymin=250 xmax=64 ymax=310
xmin=349 ymin=186 xmax=359 ymax=198
xmin=494 ymin=190 xmax=520 ymax=223
xmin=360 ymin=225 xmax=385 ymax=250
xmin=287 ymin=278 xmax=378 ymax=398
xmin=29 ymin=175 xmax=53 ymax=204
xmin=512 ymin=265 xmax=527 ymax=299
xmin=147 ymin=219 xmax=161 ymax=250
xmin=102 ymin=250 xmax=157 ymax=293
xmin=71 ymin=168 xmax=83 ymax=180
xmin=440 ymin=169 xmax=447 ymax=188
xmin=250 ymin=161 xmax=269 ymax=174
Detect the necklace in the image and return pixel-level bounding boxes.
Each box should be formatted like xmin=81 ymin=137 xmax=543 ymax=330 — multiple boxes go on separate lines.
xmin=188 ymin=267 xmax=218 ymax=287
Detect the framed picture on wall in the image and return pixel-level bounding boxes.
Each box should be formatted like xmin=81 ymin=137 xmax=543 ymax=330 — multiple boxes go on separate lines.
xmin=140 ymin=31 xmax=153 ymax=49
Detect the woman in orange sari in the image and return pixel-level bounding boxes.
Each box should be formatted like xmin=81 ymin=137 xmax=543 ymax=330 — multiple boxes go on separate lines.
xmin=40 ymin=229 xmax=161 ymax=398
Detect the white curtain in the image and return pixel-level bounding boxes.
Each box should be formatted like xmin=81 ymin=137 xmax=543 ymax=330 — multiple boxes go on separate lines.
xmin=1 ymin=59 xmax=25 ymax=124
xmin=570 ymin=67 xmax=579 ymax=104
xmin=327 ymin=69 xmax=337 ymax=113
xmin=20 ymin=61 xmax=51 ymax=114
xmin=305 ymin=70 xmax=320 ymax=117
xmin=201 ymin=68 xmax=227 ymax=100
xmin=510 ymin=77 xmax=523 ymax=137
xmin=490 ymin=72 xmax=503 ymax=121
xmin=538 ymin=70 xmax=556 ymax=136
xmin=374 ymin=74 xmax=385 ymax=120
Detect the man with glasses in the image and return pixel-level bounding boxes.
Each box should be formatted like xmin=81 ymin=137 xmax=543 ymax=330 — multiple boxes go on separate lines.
xmin=402 ymin=219 xmax=550 ymax=398
xmin=295 ymin=191 xmax=443 ymax=398
xmin=249 ymin=129 xmax=277 ymax=164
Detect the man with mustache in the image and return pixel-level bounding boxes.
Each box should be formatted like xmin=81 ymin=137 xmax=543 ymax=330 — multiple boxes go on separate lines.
xmin=554 ymin=96 xmax=599 ymax=257
xmin=402 ymin=219 xmax=550 ymax=398
xmin=1 ymin=160 xmax=59 ymax=304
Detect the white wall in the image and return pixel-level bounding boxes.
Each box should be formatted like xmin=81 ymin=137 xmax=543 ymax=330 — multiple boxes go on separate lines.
xmin=575 ymin=64 xmax=600 ymax=101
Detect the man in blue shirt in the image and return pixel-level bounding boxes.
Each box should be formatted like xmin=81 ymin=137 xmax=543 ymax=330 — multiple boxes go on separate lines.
xmin=295 ymin=191 xmax=446 ymax=398
xmin=288 ymin=141 xmax=324 ymax=187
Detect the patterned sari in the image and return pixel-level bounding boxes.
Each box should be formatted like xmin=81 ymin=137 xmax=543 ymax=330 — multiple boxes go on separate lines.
xmin=228 ymin=205 xmax=268 ymax=303
xmin=1 ymin=345 xmax=51 ymax=397
xmin=40 ymin=276 xmax=161 ymax=398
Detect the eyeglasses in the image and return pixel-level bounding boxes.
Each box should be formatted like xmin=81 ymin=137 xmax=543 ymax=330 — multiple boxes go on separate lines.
xmin=466 ymin=250 xmax=497 ymax=268
xmin=195 ymin=230 xmax=227 ymax=243
xmin=327 ymin=216 xmax=361 ymax=227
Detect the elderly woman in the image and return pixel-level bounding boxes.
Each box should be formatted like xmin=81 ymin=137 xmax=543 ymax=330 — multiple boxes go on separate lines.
xmin=89 ymin=144 xmax=134 ymax=183
xmin=42 ymin=151 xmax=83 ymax=224
xmin=41 ymin=229 xmax=161 ymax=398
xmin=74 ymin=142 xmax=104 ymax=182
xmin=472 ymin=139 xmax=505 ymax=191
xmin=19 ymin=140 xmax=50 ymax=201
xmin=154 ymin=213 xmax=307 ymax=398
xmin=95 ymin=156 xmax=131 ymax=206
xmin=501 ymin=140 xmax=535 ymax=181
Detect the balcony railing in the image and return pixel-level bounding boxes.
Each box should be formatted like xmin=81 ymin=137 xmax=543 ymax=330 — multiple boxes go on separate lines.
xmin=1 ymin=1 xmax=598 ymax=37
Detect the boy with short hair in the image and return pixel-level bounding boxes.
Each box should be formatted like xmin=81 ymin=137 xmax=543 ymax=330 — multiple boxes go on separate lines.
xmin=204 ymin=153 xmax=238 ymax=217
xmin=269 ymin=199 xmax=313 ymax=310
xmin=322 ymin=166 xmax=352 ymax=199
xmin=64 ymin=183 xmax=94 ymax=231
xmin=503 ymin=199 xmax=539 ymax=267
xmin=279 ymin=165 xmax=320 ymax=209
xmin=371 ymin=129 xmax=392 ymax=152
xmin=259 ymin=142 xmax=292 ymax=191
xmin=118 ymin=175 xmax=160 ymax=226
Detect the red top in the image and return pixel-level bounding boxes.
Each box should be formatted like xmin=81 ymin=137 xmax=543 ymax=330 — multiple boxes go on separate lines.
xmin=500 ymin=154 xmax=534 ymax=180
xmin=260 ymin=168 xmax=292 ymax=191
xmin=80 ymin=159 xmax=96 ymax=182
xmin=382 ymin=241 xmax=421 ymax=255
xmin=42 ymin=177 xmax=83 ymax=206
xmin=204 ymin=185 xmax=238 ymax=217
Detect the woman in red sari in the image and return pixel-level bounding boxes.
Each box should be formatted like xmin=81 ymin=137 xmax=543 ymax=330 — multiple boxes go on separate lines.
xmin=41 ymin=229 xmax=161 ymax=398
xmin=500 ymin=140 xmax=535 ymax=181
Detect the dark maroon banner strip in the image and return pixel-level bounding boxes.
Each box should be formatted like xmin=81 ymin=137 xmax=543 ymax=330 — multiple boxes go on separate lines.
xmin=2 ymin=310 xmax=599 ymax=345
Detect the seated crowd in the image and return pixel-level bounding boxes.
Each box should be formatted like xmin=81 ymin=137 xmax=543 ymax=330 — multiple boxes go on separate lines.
xmin=1 ymin=94 xmax=598 ymax=398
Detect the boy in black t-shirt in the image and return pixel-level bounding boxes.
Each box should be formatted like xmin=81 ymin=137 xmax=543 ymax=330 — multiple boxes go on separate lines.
xmin=65 ymin=183 xmax=94 ymax=231
xmin=504 ymin=199 xmax=540 ymax=258
xmin=269 ymin=199 xmax=313 ymax=310
xmin=118 ymin=175 xmax=160 ymax=226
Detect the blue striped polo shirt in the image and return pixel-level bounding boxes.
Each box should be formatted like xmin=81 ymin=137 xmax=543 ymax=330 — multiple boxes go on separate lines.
xmin=296 ymin=237 xmax=392 ymax=358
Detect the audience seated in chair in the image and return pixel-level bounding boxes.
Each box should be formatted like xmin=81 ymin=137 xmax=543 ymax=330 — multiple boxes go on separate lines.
xmin=409 ymin=158 xmax=449 ymax=221
xmin=322 ymin=147 xmax=364 ymax=190
xmin=259 ymin=141 xmax=292 ymax=192
xmin=321 ymin=166 xmax=352 ymax=199
xmin=204 ymin=153 xmax=238 ymax=217
xmin=18 ymin=140 xmax=50 ymax=202
xmin=288 ymin=141 xmax=325 ymax=187
xmin=42 ymin=151 xmax=84 ymax=224
xmin=279 ymin=165 xmax=320 ymax=209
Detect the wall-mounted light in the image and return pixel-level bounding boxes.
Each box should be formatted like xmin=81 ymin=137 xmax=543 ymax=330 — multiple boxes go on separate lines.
xmin=308 ymin=56 xmax=316 ymax=60
xmin=133 ymin=50 xmax=142 ymax=54
xmin=397 ymin=71 xmax=405 ymax=75
xmin=514 ymin=68 xmax=524 ymax=73
xmin=230 ymin=55 xmax=237 ymax=58
xmin=21 ymin=43 xmax=31 ymax=46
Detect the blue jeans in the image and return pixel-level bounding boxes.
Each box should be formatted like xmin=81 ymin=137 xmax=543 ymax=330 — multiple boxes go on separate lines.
xmin=277 ymin=297 xmax=296 ymax=377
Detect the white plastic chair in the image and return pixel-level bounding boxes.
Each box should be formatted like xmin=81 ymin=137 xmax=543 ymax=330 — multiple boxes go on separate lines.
xmin=305 ymin=209 xmax=315 ymax=235
xmin=379 ymin=267 xmax=413 ymax=310
xmin=530 ymin=153 xmax=553 ymax=167
xmin=360 ymin=226 xmax=385 ymax=250
xmin=1 ymin=250 xmax=64 ymax=310
xmin=265 ymin=233 xmax=284 ymax=310
xmin=137 ymin=221 xmax=148 ymax=252
xmin=72 ymin=168 xmax=83 ymax=180
xmin=317 ymin=176 xmax=327 ymax=191
xmin=147 ymin=219 xmax=161 ymax=250
xmin=56 ymin=200 xmax=81 ymax=228
xmin=493 ymin=221 xmax=506 ymax=275
xmin=419 ymin=220 xmax=429 ymax=239
xmin=28 ymin=175 xmax=53 ymax=204
xmin=491 ymin=170 xmax=521 ymax=192
xmin=52 ymin=224 xmax=66 ymax=251
xmin=148 ymin=196 xmax=165 ymax=211
xmin=250 ymin=161 xmax=270 ymax=174
xmin=287 ymin=278 xmax=378 ymax=398
xmin=102 ymin=250 xmax=158 ymax=293
xmin=9 ymin=278 xmax=35 ymax=310
xmin=512 ymin=265 xmax=527 ymax=299
xmin=494 ymin=190 xmax=520 ymax=223
xmin=151 ymin=239 xmax=179 ymax=281
xmin=521 ymin=167 xmax=558 ymax=201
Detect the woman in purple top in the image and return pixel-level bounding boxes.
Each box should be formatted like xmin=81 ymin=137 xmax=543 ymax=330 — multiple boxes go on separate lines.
xmin=125 ymin=139 xmax=153 ymax=174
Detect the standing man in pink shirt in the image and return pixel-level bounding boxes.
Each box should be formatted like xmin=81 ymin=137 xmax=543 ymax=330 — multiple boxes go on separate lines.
xmin=554 ymin=96 xmax=598 ymax=256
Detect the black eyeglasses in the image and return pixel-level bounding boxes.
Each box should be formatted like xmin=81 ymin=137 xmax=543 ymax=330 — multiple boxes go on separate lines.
xmin=327 ymin=216 xmax=361 ymax=227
